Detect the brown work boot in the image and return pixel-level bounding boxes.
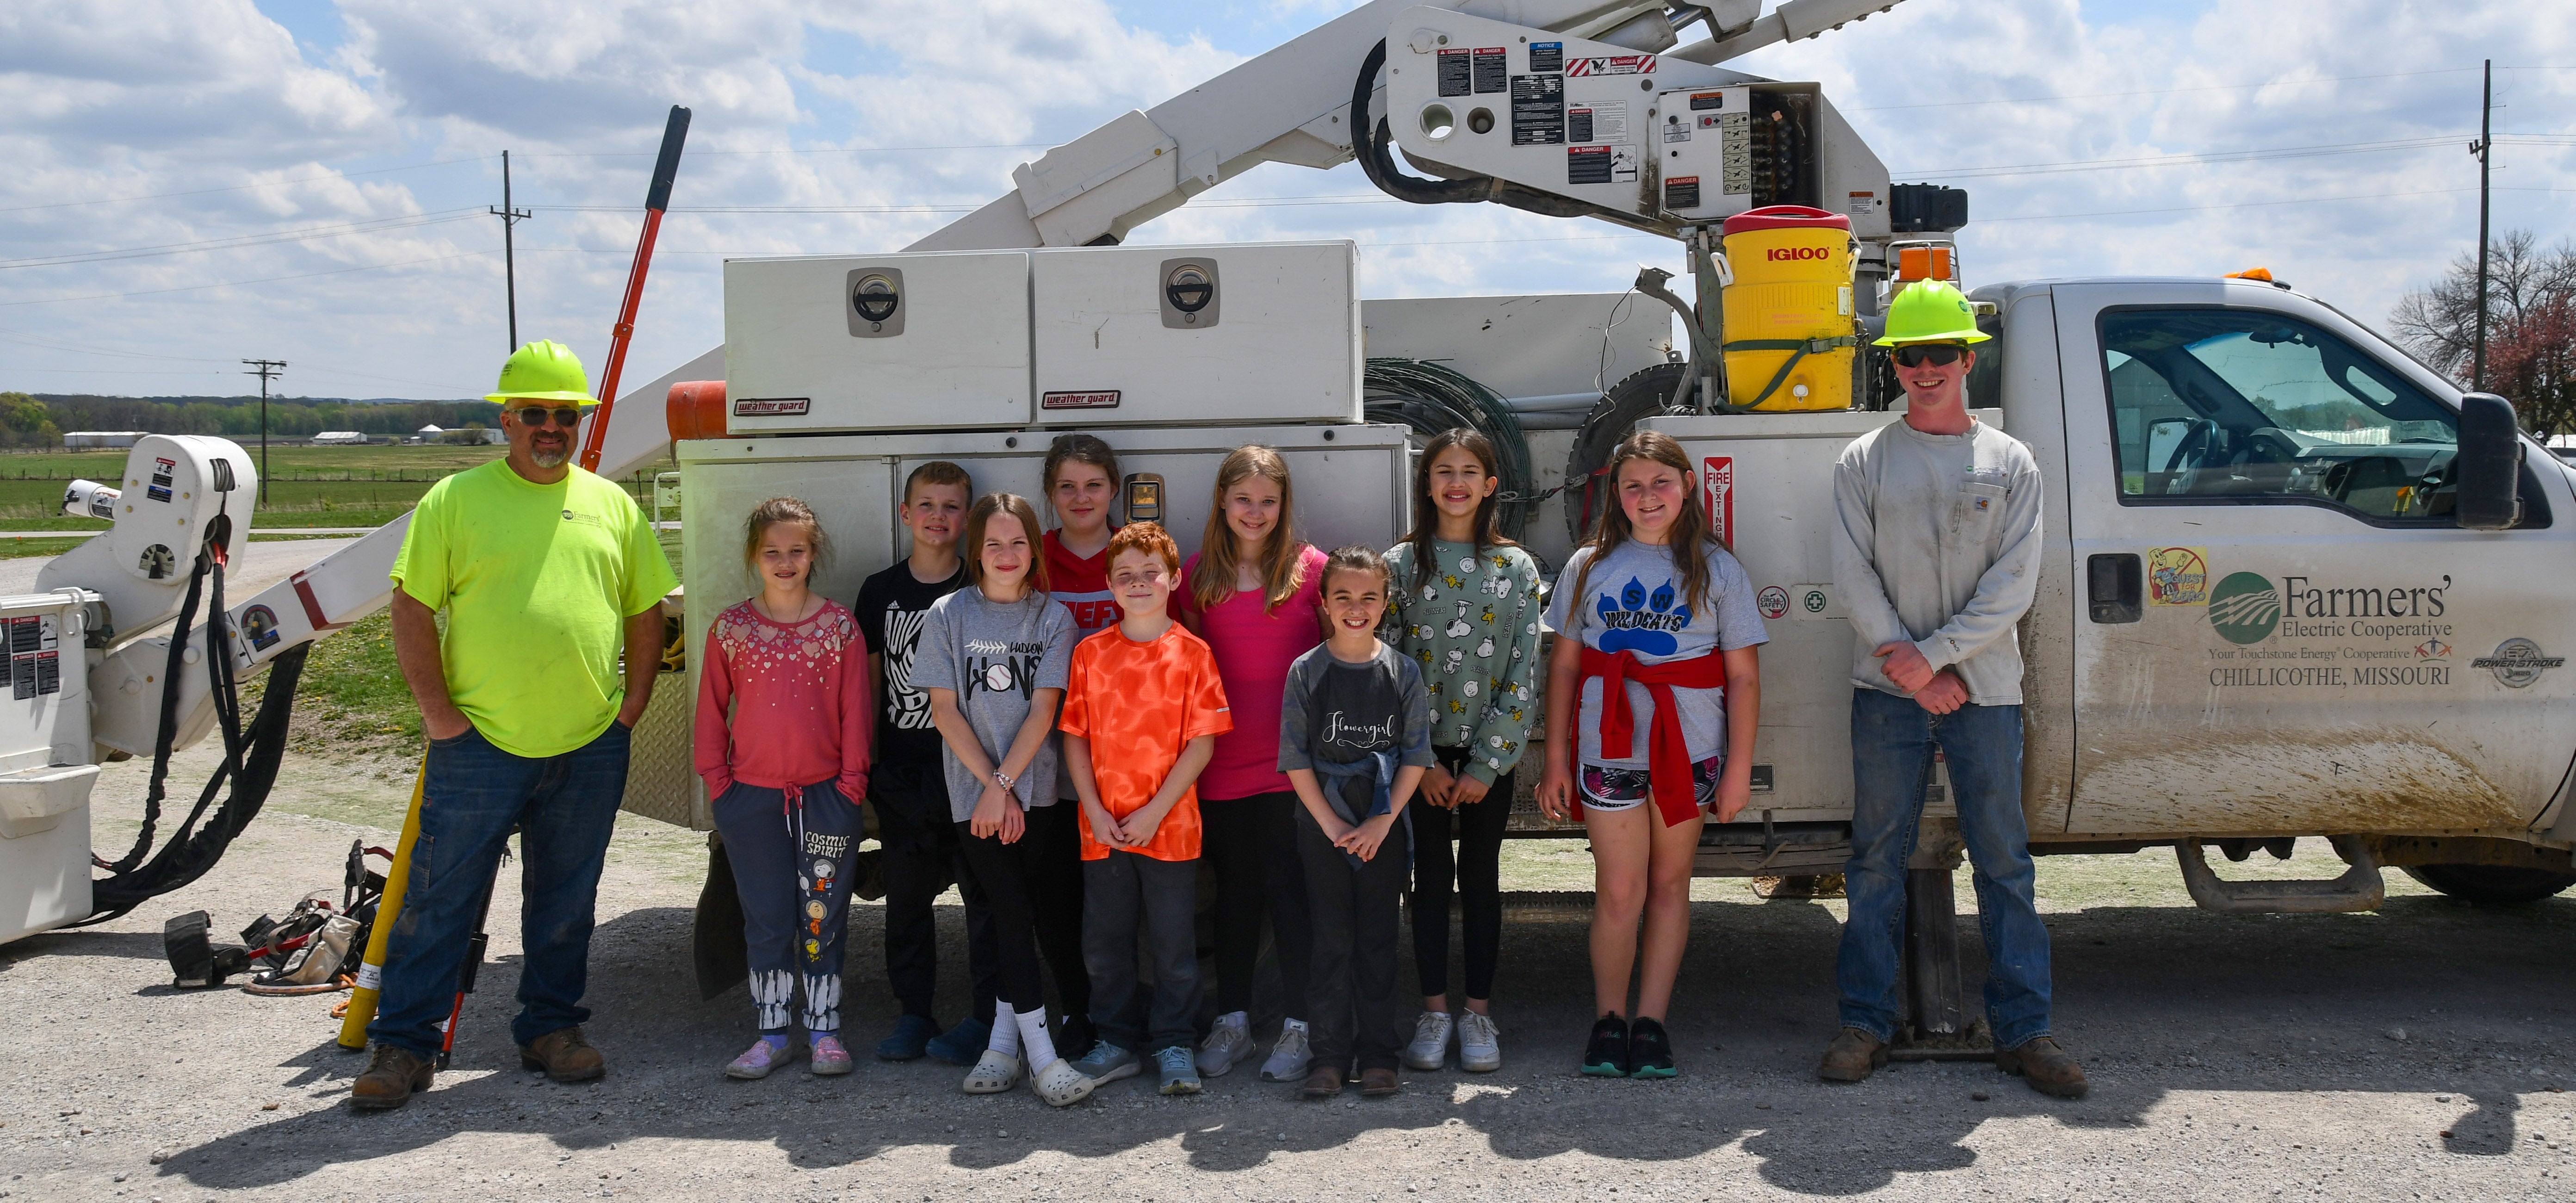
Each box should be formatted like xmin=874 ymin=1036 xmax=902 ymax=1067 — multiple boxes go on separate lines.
xmin=1359 ymin=1067 xmax=1400 ymax=1098
xmin=349 ymin=1044 xmax=434 ymax=1111
xmin=1995 ymin=1036 xmax=2089 ymax=1099
xmin=1817 ymin=1026 xmax=1888 ymax=1084
xmin=519 ymin=1026 xmax=606 ymax=1083
xmin=1300 ymin=1063 xmax=1344 ymax=1100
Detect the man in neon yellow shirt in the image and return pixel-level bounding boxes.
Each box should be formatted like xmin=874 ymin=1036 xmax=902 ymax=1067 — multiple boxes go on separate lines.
xmin=353 ymin=341 xmax=678 ymax=1111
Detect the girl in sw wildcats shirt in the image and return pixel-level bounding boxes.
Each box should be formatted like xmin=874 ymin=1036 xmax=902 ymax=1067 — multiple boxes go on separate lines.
xmin=1537 ymin=431 xmax=1768 ymax=1083
xmin=692 ymin=498 xmax=872 ymax=1081
xmin=913 ymin=492 xmax=1093 ymax=1107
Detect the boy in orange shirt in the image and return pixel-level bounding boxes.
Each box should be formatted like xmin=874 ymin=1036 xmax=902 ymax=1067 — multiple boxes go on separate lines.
xmin=1060 ymin=522 xmax=1232 ymax=1096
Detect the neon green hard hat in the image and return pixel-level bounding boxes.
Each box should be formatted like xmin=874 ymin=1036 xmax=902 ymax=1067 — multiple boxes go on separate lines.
xmin=1872 ymin=280 xmax=1991 ymax=347
xmin=486 ymin=340 xmax=595 ymax=404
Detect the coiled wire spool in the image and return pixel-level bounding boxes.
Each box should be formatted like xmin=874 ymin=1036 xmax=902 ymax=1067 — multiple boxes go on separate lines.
xmin=1362 ymin=358 xmax=1535 ymax=540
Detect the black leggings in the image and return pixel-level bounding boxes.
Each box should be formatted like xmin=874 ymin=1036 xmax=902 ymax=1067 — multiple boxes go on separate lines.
xmin=1409 ymin=749 xmax=1513 ymax=1001
xmin=953 ymin=802 xmax=1089 ymax=1019
xmin=1201 ymin=791 xmax=1311 ymax=1020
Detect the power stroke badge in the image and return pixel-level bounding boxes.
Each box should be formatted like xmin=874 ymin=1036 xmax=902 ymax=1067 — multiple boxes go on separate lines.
xmin=2473 ymin=638 xmax=2565 ymax=688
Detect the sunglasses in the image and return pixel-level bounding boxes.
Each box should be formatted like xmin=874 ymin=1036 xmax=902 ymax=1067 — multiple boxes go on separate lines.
xmin=510 ymin=407 xmax=584 ymax=428
xmin=1891 ymin=344 xmax=1968 ymax=369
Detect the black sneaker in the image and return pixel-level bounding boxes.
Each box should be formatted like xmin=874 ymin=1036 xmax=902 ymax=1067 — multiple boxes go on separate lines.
xmin=1581 ymin=1014 xmax=1630 ymax=1077
xmin=1627 ymin=1017 xmax=1677 ymax=1079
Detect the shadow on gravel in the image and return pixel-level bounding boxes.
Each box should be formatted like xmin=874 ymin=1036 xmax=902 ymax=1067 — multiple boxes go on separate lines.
xmin=145 ymin=887 xmax=2576 ymax=1195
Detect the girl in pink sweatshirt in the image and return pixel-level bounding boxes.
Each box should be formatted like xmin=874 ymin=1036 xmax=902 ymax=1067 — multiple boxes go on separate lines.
xmin=694 ymin=497 xmax=872 ymax=1079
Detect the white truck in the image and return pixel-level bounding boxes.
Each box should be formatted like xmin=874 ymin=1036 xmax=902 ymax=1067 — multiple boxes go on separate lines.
xmin=4 ymin=0 xmax=2565 ymax=1051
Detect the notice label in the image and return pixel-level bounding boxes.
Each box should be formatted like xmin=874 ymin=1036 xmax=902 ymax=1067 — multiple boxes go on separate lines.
xmin=1041 ymin=390 xmax=1121 ymax=410
xmin=1703 ymin=457 xmax=1734 ymax=546
xmin=1662 ymin=119 xmax=1692 ymax=143
xmin=732 ymin=397 xmax=811 ymax=416
xmin=1473 ymin=47 xmax=1507 ymax=93
xmin=1437 ymin=49 xmax=1472 ymax=97
xmin=1529 ymin=42 xmax=1563 ymax=73
xmin=1848 ymin=191 xmax=1885 ymax=218
xmin=1510 ymin=74 xmax=1565 ymax=145
xmin=1567 ymin=55 xmax=1656 ymax=77
xmin=1567 ymin=100 xmax=1626 ymax=144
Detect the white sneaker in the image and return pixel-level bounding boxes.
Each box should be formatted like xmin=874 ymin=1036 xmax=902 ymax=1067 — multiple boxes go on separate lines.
xmin=961 ymin=1048 xmax=1022 ymax=1094
xmin=1198 ymin=1011 xmax=1254 ymax=1077
xmin=1457 ymin=1011 xmax=1502 ymax=1073
xmin=1030 ymin=1057 xmax=1096 ymax=1107
xmin=1404 ymin=1011 xmax=1454 ymax=1071
xmin=1258 ymin=1019 xmax=1312 ymax=1083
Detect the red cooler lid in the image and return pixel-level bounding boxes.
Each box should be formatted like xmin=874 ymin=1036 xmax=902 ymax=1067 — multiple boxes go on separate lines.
xmin=1721 ymin=205 xmax=1851 ymax=236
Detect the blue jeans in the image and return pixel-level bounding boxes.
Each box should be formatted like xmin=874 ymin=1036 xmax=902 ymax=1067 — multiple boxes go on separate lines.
xmin=368 ymin=720 xmax=633 ymax=1058
xmin=1836 ymin=688 xmax=2052 ymax=1050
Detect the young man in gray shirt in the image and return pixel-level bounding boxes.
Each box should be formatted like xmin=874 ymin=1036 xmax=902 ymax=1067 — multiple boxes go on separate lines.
xmin=1822 ymin=279 xmax=2085 ymax=1099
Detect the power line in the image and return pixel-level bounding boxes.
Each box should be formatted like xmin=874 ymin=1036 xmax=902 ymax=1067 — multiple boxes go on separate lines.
xmin=1897 ymin=135 xmax=2468 ymax=180
xmin=1850 ymin=66 xmax=2495 ymax=113
xmin=242 ymin=358 xmax=285 ymax=504
xmin=0 ymin=210 xmax=486 ymax=271
xmin=0 ymin=156 xmax=494 ymax=216
xmin=0 ymin=249 xmax=497 ymax=308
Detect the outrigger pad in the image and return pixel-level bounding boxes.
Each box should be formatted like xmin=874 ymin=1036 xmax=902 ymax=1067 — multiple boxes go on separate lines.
xmin=692 ymin=837 xmax=748 ymax=1001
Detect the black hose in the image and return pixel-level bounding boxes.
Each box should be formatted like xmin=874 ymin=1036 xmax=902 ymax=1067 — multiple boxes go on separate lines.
xmin=1351 ymin=40 xmax=1498 ymax=206
xmin=1362 ymin=358 xmax=1535 ymax=539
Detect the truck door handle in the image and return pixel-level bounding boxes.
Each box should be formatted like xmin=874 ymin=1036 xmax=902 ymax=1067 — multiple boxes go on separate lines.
xmin=2088 ymin=553 xmax=2141 ymax=624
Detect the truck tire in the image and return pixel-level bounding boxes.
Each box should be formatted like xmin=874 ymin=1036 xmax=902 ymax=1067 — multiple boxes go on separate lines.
xmin=1564 ymin=361 xmax=1690 ymax=545
xmin=2400 ymin=863 xmax=2576 ymax=905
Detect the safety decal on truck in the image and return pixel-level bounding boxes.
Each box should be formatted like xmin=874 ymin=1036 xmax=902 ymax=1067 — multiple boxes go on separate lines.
xmin=1567 ymin=55 xmax=1655 ymax=77
xmin=1473 ymin=47 xmax=1507 ymax=92
xmin=1510 ymin=74 xmax=1566 ymax=145
xmin=147 ymin=456 xmax=176 ymax=504
xmin=732 ymin=397 xmax=810 ymax=417
xmin=1041 ymin=391 xmax=1121 ymax=410
xmin=1757 ymin=586 xmax=1790 ymax=620
xmin=1702 ymin=457 xmax=1733 ymax=546
xmin=6 ymin=614 xmax=59 ymax=700
xmin=1528 ymin=42 xmax=1564 ymax=74
xmin=241 ymin=604 xmax=281 ymax=653
xmin=1438 ymin=49 xmax=1473 ymax=97
xmin=1567 ymin=144 xmax=1639 ymax=186
xmin=2146 ymin=547 xmax=2208 ymax=607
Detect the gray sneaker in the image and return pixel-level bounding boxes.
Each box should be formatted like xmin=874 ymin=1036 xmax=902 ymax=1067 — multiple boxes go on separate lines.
xmin=1457 ymin=1011 xmax=1503 ymax=1073
xmin=1258 ymin=1020 xmax=1312 ymax=1083
xmin=1403 ymin=1011 xmax=1453 ymax=1071
xmin=1071 ymin=1040 xmax=1140 ymax=1085
xmin=1197 ymin=1011 xmax=1254 ymax=1077
xmin=1157 ymin=1045 xmax=1202 ymax=1095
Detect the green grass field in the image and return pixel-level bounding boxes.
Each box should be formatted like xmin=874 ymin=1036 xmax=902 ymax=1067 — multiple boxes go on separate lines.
xmin=0 ymin=443 xmax=672 ymax=558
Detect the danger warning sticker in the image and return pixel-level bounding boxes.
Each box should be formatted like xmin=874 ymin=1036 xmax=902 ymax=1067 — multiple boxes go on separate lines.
xmin=1665 ymin=176 xmax=1702 ymax=211
xmin=1473 ymin=47 xmax=1507 ymax=93
xmin=1041 ymin=391 xmax=1121 ymax=410
xmin=1567 ymin=55 xmax=1655 ymax=77
xmin=733 ymin=397 xmax=811 ymax=416
xmin=1438 ymin=49 xmax=1472 ymax=97
xmin=1567 ymin=144 xmax=1639 ymax=186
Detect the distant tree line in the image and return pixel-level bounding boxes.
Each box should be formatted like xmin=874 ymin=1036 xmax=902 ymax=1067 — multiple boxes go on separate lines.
xmin=0 ymin=392 xmax=502 ymax=447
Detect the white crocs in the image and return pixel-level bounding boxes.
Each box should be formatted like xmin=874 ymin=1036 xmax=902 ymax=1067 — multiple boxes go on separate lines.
xmin=961 ymin=1048 xmax=1022 ymax=1094
xmin=1030 ymin=1057 xmax=1096 ymax=1107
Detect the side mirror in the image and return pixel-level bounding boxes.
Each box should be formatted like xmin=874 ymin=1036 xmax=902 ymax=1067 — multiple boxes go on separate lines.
xmin=2456 ymin=392 xmax=2523 ymax=531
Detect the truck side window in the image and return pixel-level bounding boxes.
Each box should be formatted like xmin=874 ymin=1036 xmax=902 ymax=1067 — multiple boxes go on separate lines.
xmin=2100 ymin=309 xmax=2460 ymax=525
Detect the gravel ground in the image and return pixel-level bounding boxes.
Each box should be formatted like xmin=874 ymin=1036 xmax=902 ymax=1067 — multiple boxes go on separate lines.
xmin=5 ymin=742 xmax=2575 ymax=1202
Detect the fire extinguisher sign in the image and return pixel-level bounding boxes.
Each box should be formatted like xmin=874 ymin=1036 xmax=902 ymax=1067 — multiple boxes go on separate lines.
xmin=1702 ymin=457 xmax=1733 ymax=546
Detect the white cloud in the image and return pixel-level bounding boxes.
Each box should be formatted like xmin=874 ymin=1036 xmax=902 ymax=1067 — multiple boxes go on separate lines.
xmin=0 ymin=0 xmax=2568 ymax=400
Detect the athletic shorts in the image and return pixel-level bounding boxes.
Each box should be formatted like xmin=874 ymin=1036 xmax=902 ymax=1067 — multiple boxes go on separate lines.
xmin=1578 ymin=754 xmax=1722 ymax=813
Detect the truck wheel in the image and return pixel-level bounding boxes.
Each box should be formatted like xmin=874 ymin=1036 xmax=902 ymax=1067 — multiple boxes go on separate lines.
xmin=1564 ymin=362 xmax=1690 ymax=545
xmin=2400 ymin=863 xmax=2576 ymax=905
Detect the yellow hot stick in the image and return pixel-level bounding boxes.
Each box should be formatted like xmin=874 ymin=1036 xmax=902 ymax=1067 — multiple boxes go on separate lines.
xmin=338 ymin=758 xmax=427 ymax=1049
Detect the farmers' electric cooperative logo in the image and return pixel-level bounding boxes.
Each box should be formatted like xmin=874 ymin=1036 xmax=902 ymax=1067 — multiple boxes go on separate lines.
xmin=2206 ymin=572 xmax=2282 ymax=645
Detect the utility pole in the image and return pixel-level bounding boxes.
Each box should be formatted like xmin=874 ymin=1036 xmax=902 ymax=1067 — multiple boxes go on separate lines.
xmin=489 ymin=149 xmax=533 ymax=351
xmin=242 ymin=359 xmax=285 ymax=507
xmin=2471 ymin=59 xmax=2493 ymax=391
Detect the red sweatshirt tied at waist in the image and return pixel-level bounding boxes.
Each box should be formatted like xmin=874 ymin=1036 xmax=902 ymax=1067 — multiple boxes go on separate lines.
xmin=1578 ymin=645 xmax=1726 ymax=827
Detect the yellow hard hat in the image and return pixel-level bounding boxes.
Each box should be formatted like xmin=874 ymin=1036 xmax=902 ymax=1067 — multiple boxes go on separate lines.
xmin=1872 ymin=280 xmax=1991 ymax=347
xmin=486 ymin=340 xmax=595 ymax=404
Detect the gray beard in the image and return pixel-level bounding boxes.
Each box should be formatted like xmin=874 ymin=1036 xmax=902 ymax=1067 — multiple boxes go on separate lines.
xmin=529 ymin=444 xmax=570 ymax=468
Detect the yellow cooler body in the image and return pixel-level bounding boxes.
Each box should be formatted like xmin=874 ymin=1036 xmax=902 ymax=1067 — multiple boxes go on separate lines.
xmin=1720 ymin=206 xmax=1856 ymax=411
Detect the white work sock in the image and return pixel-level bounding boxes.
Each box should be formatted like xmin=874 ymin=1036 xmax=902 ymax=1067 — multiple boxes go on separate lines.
xmin=987 ymin=1003 xmax=1022 ymax=1058
xmin=1016 ymin=1008 xmax=1059 ymax=1068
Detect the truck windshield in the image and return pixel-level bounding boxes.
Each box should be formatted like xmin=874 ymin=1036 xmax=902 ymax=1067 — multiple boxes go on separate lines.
xmin=2099 ymin=308 xmax=2459 ymax=524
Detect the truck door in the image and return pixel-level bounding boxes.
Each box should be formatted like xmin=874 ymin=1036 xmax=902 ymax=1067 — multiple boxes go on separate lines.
xmin=2053 ymin=282 xmax=2576 ymax=837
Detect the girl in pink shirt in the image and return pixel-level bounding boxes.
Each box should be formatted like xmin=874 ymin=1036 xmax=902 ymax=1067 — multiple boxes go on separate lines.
xmin=693 ymin=497 xmax=872 ymax=1080
xmin=1176 ymin=445 xmax=1329 ymax=1083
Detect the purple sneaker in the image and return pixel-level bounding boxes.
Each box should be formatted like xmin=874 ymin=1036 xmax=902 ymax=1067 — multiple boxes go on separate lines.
xmin=808 ymin=1033 xmax=854 ymax=1076
xmin=725 ymin=1035 xmax=794 ymax=1080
